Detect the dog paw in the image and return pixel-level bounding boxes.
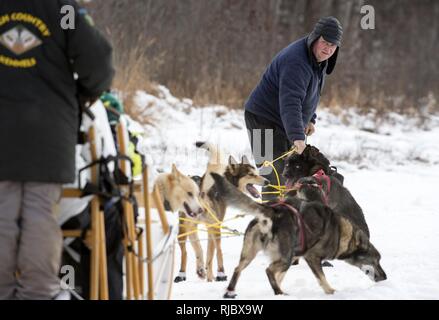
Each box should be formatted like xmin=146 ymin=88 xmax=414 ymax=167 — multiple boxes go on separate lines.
xmin=274 ymin=290 xmax=285 ymax=295
xmin=322 ymin=261 xmax=333 ymax=267
xmin=215 ymin=271 xmax=227 ymax=281
xmin=324 ymin=288 xmax=336 ymax=295
xmin=196 ymin=268 xmax=206 ymax=279
xmin=215 ymin=275 xmax=228 ymax=282
xmin=174 ymin=275 xmax=186 ymax=283
xmin=223 ymin=291 xmax=237 ymax=299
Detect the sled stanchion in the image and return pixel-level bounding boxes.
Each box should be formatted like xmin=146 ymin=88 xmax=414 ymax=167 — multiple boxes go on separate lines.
xmin=123 ymin=199 xmax=133 ymax=300
xmin=128 ymin=201 xmax=141 ymax=299
xmin=138 ymin=226 xmax=144 ymax=297
xmin=116 ymin=122 xmax=142 ymax=300
xmin=89 ymin=126 xmax=110 ymax=300
xmin=98 ymin=210 xmax=109 ymax=300
xmin=143 ymin=166 xmax=154 ymax=300
xmin=61 ymin=125 xmax=110 ymax=300
xmin=89 ymin=126 xmax=105 ymax=300
xmin=153 ymin=187 xmax=170 ymax=235
xmin=90 ymin=197 xmax=100 ymax=300
xmin=117 ymin=123 xmax=133 ymax=299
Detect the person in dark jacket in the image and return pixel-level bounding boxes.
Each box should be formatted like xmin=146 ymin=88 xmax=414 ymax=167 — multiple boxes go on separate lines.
xmin=0 ymin=0 xmax=114 ymax=299
xmin=244 ymin=16 xmax=343 ymax=200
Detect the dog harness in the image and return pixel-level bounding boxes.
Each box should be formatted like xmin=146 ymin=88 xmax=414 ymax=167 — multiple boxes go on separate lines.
xmin=312 ymin=169 xmax=331 ymax=205
xmin=270 ymin=201 xmax=306 ymax=255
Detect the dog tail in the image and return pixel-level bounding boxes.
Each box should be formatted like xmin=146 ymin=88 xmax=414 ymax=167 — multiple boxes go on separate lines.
xmin=196 ymin=141 xmax=223 ymax=167
xmin=210 ymin=173 xmax=272 ymax=219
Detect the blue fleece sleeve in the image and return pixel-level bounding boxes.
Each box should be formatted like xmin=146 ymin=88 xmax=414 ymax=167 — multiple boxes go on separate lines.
xmin=279 ymin=63 xmax=311 ymax=142
xmin=311 ymin=113 xmax=317 ymax=124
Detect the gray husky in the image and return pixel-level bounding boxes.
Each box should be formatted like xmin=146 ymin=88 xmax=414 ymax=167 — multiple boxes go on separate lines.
xmin=210 ymin=173 xmax=387 ymax=298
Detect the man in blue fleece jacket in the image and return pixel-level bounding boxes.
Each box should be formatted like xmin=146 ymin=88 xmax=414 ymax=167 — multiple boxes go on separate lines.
xmin=245 ymin=16 xmax=343 ymax=200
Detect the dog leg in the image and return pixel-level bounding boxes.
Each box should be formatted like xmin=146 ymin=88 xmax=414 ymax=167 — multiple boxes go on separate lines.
xmin=188 ymin=225 xmax=206 ymax=279
xmin=224 ymin=234 xmax=260 ymax=299
xmin=276 ymin=270 xmax=287 ymax=286
xmin=266 ymin=260 xmax=289 ymax=295
xmin=174 ymin=231 xmax=187 ymax=283
xmin=206 ymin=232 xmax=216 ymax=282
xmin=214 ymin=236 xmax=227 ymax=281
xmin=304 ymin=256 xmax=335 ymax=294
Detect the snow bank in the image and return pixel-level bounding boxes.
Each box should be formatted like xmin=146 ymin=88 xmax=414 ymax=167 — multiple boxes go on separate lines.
xmin=133 ymin=86 xmax=439 ymax=177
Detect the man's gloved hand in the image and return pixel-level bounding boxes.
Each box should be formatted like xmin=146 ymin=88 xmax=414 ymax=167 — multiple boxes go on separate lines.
xmin=305 ymin=122 xmax=315 ymax=136
xmin=293 ymin=140 xmax=306 ymax=154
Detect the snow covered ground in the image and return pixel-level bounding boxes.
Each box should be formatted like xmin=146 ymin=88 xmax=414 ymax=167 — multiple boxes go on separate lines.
xmin=134 ymin=87 xmax=439 ymax=300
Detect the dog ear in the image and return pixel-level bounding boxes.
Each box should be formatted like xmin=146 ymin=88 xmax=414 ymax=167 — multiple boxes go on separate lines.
xmin=241 ymin=155 xmax=250 ymax=165
xmin=354 ymin=230 xmax=370 ymax=251
xmin=228 ymin=155 xmax=238 ymax=166
xmin=171 ymin=164 xmax=181 ymax=181
xmin=309 ymin=145 xmax=320 ymax=156
xmin=301 ymin=145 xmax=312 ymax=159
xmin=306 ymin=145 xmax=331 ymax=173
xmin=304 ymin=145 xmax=320 ymax=160
xmin=302 ymin=145 xmax=310 ymax=157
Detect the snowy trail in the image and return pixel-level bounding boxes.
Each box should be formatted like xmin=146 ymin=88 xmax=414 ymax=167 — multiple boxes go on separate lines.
xmin=135 ymin=87 xmax=439 ymax=300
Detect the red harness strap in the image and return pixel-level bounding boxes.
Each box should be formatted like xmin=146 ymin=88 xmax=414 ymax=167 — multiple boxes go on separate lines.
xmin=269 ymin=201 xmax=306 ymax=254
xmin=312 ymin=169 xmax=331 ymax=205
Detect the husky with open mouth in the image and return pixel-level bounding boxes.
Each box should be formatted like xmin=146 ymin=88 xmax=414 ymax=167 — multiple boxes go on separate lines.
xmin=153 ymin=164 xmax=206 ymax=282
xmin=196 ymin=141 xmax=269 ymax=282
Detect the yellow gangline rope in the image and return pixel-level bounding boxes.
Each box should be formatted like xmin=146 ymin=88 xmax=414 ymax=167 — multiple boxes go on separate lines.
xmin=199 ymin=197 xmax=221 ymax=224
xmin=177 ymin=202 xmax=245 ymax=238
xmin=260 ymin=147 xmax=298 ymax=199
xmin=177 ymin=147 xmax=298 ymax=239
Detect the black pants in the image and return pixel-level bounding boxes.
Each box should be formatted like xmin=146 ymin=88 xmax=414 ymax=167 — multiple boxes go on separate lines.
xmin=244 ymin=111 xmax=292 ymax=201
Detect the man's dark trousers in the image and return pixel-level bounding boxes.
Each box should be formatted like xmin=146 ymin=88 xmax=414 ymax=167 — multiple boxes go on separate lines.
xmin=244 ymin=111 xmax=292 ymax=201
